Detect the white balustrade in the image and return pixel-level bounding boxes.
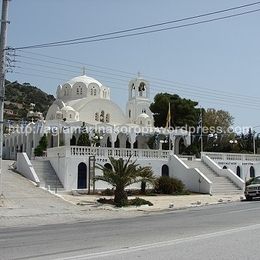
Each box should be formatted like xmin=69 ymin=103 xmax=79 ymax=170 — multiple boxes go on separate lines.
xmin=203 ymin=152 xmax=260 ymax=162
xmin=47 ymin=146 xmax=170 ymax=159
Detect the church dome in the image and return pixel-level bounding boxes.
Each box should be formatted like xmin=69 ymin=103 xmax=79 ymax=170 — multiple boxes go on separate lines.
xmin=67 ymin=75 xmax=102 ymax=87
xmin=61 ymin=106 xmax=75 ymax=112
xmin=137 ymin=113 xmax=150 ymax=119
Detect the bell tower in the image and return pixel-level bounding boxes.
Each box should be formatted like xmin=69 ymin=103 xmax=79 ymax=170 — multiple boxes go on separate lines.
xmin=126 ymin=75 xmax=153 ymax=126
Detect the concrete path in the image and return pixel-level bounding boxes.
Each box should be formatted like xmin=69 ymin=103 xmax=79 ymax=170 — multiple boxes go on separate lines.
xmin=0 ymin=160 xmax=141 ymax=228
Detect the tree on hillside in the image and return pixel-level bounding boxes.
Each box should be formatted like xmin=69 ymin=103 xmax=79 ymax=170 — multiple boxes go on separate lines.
xmin=150 ymin=93 xmax=200 ymax=127
xmin=95 ymin=157 xmax=155 ymax=207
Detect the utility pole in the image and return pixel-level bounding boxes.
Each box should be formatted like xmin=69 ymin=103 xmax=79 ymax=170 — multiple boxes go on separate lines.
xmin=0 ymin=0 xmax=10 ymax=198
xmin=200 ymin=107 xmax=203 ymax=155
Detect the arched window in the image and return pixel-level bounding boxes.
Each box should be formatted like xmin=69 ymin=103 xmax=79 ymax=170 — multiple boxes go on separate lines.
xmin=95 ymin=112 xmax=99 ymax=121
xmin=100 ymin=111 xmax=105 ymax=122
xmin=250 ymin=166 xmax=255 ymax=178
xmin=142 ymin=108 xmax=146 ymax=114
xmin=90 ymin=89 xmax=93 ymax=95
xmin=76 ymin=88 xmax=79 ymax=95
xmin=78 ymin=162 xmax=87 ymax=189
xmin=161 ymin=164 xmax=169 ymax=177
xmin=223 ymin=166 xmax=227 ymax=169
xmin=93 ymin=89 xmax=97 ymax=96
xmin=80 ymin=87 xmax=82 ymax=95
xmin=236 ymin=166 xmax=241 ymax=178
xmin=129 ymin=110 xmax=131 ymax=118
xmin=104 ymin=163 xmax=112 ymax=170
xmin=105 ymin=114 xmax=110 ymax=123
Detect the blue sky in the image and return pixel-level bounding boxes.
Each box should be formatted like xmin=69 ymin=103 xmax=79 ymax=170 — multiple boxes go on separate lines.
xmin=5 ymin=0 xmax=260 ymax=128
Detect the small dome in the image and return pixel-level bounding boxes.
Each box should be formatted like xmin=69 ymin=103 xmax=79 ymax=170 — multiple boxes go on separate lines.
xmin=137 ymin=113 xmax=150 ymax=119
xmin=61 ymin=106 xmax=75 ymax=112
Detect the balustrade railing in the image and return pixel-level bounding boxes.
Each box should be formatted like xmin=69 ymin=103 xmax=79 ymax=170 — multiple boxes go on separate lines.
xmin=47 ymin=146 xmax=170 ymax=159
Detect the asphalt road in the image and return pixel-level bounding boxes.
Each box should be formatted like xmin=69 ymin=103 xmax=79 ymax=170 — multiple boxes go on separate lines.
xmin=1 ymin=201 xmax=260 ymax=260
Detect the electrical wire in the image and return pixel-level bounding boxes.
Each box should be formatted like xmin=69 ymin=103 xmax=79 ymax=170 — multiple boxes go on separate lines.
xmin=16 ymin=50 xmax=260 ymax=102
xmin=16 ymin=57 xmax=260 ymax=105
xmin=12 ymin=2 xmax=260 ymax=50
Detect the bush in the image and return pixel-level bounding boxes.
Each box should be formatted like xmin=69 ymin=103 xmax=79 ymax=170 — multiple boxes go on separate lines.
xmin=128 ymin=197 xmax=153 ymax=206
xmin=34 ymin=146 xmax=44 ymax=156
xmin=101 ymin=188 xmax=114 ymax=196
xmin=34 ymin=134 xmax=48 ymax=156
xmin=97 ymin=197 xmax=153 ymax=207
xmin=155 ymin=176 xmax=185 ymax=194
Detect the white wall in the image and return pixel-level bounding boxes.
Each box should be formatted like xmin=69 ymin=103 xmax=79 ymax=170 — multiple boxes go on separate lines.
xmin=16 ymin=153 xmax=40 ymax=186
xmin=48 ymin=148 xmax=168 ymax=191
xmin=202 ymin=155 xmax=245 ymax=190
xmin=168 ymin=154 xmax=212 ymax=194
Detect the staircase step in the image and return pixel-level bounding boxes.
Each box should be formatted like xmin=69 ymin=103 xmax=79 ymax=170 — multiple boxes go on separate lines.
xmin=182 ymin=158 xmax=242 ymax=194
xmin=31 ymin=160 xmax=64 ymax=191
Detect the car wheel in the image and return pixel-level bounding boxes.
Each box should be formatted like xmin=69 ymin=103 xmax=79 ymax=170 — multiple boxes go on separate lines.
xmin=246 ymin=195 xmax=253 ymax=201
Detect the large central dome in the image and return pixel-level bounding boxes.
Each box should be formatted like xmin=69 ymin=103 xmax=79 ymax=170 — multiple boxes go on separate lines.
xmin=67 ymin=75 xmax=102 ymax=87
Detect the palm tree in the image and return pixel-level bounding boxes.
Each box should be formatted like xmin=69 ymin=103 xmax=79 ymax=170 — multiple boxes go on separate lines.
xmin=95 ymin=156 xmax=155 ymax=207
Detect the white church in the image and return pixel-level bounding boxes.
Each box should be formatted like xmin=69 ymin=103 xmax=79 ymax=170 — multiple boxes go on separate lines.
xmin=3 ymin=73 xmax=256 ymax=195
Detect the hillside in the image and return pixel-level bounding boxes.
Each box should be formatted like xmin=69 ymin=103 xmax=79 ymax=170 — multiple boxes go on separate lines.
xmin=4 ymin=80 xmax=55 ymax=121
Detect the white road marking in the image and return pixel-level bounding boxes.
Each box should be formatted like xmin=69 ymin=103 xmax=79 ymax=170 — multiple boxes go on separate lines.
xmin=56 ymin=223 xmax=260 ymax=260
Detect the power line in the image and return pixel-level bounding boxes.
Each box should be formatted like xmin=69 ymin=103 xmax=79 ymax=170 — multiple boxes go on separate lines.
xmin=12 ymin=2 xmax=260 ymax=50
xmin=17 ymin=50 xmax=260 ymax=102
xmin=13 ymin=66 xmax=260 ymax=110
xmin=16 ymin=56 xmax=260 ymax=105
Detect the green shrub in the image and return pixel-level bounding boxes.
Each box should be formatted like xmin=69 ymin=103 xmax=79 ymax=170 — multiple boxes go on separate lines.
xmin=101 ymin=188 xmax=114 ymax=196
xmin=34 ymin=146 xmax=44 ymax=156
xmin=128 ymin=197 xmax=153 ymax=206
xmin=34 ymin=134 xmax=48 ymax=156
xmin=97 ymin=197 xmax=153 ymax=207
xmin=155 ymin=176 xmax=185 ymax=194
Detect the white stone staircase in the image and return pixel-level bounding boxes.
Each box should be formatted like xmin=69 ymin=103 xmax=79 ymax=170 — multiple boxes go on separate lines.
xmin=31 ymin=159 xmax=64 ymax=192
xmin=181 ymin=158 xmax=242 ymax=194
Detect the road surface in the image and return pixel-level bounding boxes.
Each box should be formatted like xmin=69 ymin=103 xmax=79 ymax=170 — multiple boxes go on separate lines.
xmin=1 ymin=201 xmax=260 ymax=259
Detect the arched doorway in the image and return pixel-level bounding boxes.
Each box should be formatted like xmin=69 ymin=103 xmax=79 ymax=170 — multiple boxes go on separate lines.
xmin=78 ymin=162 xmax=87 ymax=189
xmin=114 ymin=137 xmax=120 ymax=148
xmin=70 ymin=135 xmax=76 ymax=145
xmin=250 ymin=166 xmax=255 ymax=178
xmin=104 ymin=163 xmax=112 ymax=170
xmin=106 ymin=136 xmax=112 ymax=147
xmin=161 ymin=164 xmax=169 ymax=177
xmin=223 ymin=166 xmax=227 ymax=169
xmin=126 ymin=139 xmax=131 ymax=148
xmin=236 ymin=166 xmax=241 ymax=178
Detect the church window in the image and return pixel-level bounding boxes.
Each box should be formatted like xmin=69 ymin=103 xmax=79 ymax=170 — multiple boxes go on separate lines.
xmin=100 ymin=111 xmax=105 ymax=122
xmin=94 ymin=89 xmax=97 ymax=96
xmin=69 ymin=114 xmax=72 ymax=119
xmin=90 ymin=89 xmax=93 ymax=95
xmin=76 ymin=88 xmax=79 ymax=95
xmin=105 ymin=114 xmax=110 ymax=123
xmin=95 ymin=112 xmax=99 ymax=121
xmin=80 ymin=87 xmax=82 ymax=95
xmin=142 ymin=108 xmax=146 ymax=114
xmin=129 ymin=110 xmax=131 ymax=118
